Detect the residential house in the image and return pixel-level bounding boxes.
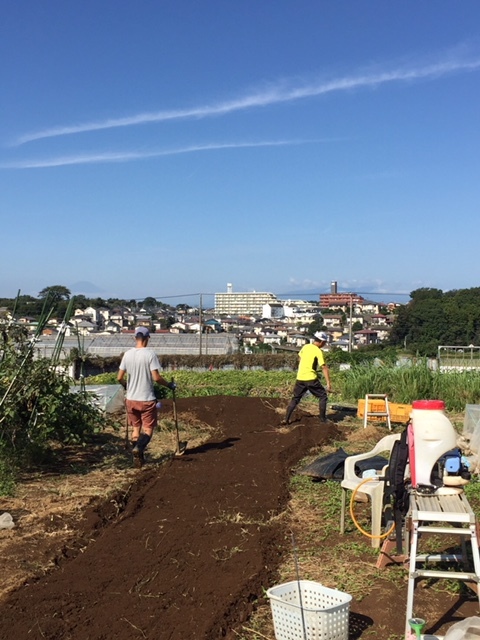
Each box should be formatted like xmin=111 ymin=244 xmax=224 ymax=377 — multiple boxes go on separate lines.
xmin=261 ymin=332 xmax=282 ymax=347
xmin=262 ymin=303 xmax=284 ymax=319
xmin=242 ymin=332 xmax=260 ymax=347
xmin=286 ymin=333 xmax=309 ymax=348
xmin=75 ymin=319 xmax=97 ymax=336
xmin=135 ymin=315 xmax=152 ymax=328
xmin=370 ymin=313 xmax=389 ymax=326
xmin=170 ymin=322 xmax=189 ymax=333
xmin=328 ymin=327 xmax=344 ymax=342
xmin=98 ymin=307 xmax=111 ymax=325
xmin=104 ymin=320 xmax=122 ymax=333
xmin=204 ymin=318 xmax=223 ymax=332
xmin=110 ymin=312 xmax=126 ymax=328
xmin=354 ymin=328 xmax=379 ymax=345
xmin=323 ymin=314 xmax=343 ymax=328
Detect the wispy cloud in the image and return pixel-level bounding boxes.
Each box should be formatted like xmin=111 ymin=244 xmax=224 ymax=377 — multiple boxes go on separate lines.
xmin=1 ymin=139 xmax=314 ymax=169
xmin=13 ymin=51 xmax=480 ymax=145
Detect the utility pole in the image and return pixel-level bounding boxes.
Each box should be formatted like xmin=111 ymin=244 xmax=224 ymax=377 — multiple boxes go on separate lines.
xmin=348 ymin=295 xmax=353 ymax=353
xmin=199 ymin=293 xmax=203 ymax=356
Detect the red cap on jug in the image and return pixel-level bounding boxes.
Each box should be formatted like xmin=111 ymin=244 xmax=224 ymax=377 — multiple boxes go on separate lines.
xmin=412 ymin=399 xmax=445 ymax=410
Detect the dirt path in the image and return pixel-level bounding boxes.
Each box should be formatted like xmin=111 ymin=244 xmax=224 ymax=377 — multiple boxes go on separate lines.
xmin=1 ymin=396 xmax=478 ymax=639
xmin=0 ymin=397 xmax=336 ymax=640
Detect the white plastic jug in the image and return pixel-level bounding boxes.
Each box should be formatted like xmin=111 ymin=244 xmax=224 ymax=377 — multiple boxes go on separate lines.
xmin=411 ymin=400 xmax=457 ymax=489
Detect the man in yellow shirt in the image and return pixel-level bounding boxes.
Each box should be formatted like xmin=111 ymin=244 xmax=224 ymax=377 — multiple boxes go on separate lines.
xmin=284 ymin=331 xmax=332 ymax=424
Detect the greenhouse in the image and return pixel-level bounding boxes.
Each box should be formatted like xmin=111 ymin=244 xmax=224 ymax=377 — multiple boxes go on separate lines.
xmin=34 ymin=333 xmax=239 ymax=359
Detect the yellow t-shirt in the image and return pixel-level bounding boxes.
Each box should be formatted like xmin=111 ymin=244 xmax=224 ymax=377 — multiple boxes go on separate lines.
xmin=297 ymin=343 xmax=325 ymax=381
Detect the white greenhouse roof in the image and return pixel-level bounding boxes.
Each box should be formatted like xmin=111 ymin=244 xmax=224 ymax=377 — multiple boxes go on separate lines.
xmin=34 ymin=333 xmax=239 ymax=358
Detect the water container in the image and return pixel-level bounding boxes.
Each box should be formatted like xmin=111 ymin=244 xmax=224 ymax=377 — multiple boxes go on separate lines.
xmin=411 ymin=400 xmax=457 ymax=489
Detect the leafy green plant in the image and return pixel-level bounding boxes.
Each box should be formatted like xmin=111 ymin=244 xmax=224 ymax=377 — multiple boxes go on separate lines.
xmin=0 ymin=323 xmax=105 ymax=493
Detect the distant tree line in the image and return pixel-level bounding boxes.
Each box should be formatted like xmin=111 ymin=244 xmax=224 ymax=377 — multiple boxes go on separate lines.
xmin=389 ymin=287 xmax=480 ymax=356
xmin=0 ymin=285 xmax=177 ymax=319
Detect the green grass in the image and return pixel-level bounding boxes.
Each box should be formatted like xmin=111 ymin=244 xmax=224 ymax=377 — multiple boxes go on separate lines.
xmin=86 ymin=364 xmax=480 ymax=412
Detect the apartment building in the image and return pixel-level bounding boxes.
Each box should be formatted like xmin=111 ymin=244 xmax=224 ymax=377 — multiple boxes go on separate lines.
xmin=215 ymin=283 xmax=279 ymax=316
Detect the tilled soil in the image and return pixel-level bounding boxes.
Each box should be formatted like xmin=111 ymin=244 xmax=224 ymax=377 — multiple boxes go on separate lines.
xmin=0 ymin=396 xmax=478 ymax=639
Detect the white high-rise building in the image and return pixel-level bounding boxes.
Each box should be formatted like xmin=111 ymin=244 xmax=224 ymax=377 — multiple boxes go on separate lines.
xmin=215 ymin=284 xmax=280 ymax=316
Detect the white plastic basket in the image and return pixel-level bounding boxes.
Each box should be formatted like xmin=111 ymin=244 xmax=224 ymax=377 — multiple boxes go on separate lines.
xmin=266 ymin=580 xmax=351 ymax=640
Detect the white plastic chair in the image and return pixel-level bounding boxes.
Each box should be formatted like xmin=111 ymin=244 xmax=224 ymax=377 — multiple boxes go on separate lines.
xmin=339 ymin=433 xmax=401 ymax=548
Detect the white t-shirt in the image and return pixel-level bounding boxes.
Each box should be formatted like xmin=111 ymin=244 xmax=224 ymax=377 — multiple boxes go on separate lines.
xmin=119 ymin=347 xmax=161 ymax=401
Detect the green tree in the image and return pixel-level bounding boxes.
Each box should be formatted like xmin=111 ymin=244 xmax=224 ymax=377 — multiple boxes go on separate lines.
xmin=38 ymin=285 xmax=71 ymax=300
xmin=390 ymin=287 xmax=480 ymax=356
xmin=307 ymin=314 xmax=325 ymax=336
xmin=142 ymin=297 xmax=158 ymax=311
xmin=10 ymin=295 xmax=43 ymax=317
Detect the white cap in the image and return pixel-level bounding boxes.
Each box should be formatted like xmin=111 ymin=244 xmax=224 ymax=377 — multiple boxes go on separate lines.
xmin=313 ymin=331 xmax=328 ymax=342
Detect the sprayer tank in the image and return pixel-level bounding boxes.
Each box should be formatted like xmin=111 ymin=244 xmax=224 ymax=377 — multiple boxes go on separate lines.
xmin=410 ymin=399 xmax=457 ymax=489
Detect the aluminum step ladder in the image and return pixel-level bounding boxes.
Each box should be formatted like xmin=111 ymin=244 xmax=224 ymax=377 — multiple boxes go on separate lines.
xmin=363 ymin=393 xmax=392 ymax=431
xmin=405 ymin=491 xmax=480 ymax=639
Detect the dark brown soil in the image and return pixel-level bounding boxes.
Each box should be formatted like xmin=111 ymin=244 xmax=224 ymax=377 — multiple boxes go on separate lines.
xmin=0 ymin=396 xmax=477 ymax=639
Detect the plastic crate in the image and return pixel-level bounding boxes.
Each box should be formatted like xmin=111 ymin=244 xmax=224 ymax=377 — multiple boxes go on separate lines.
xmin=357 ymin=399 xmax=412 ymax=424
xmin=266 ymin=580 xmax=351 ymax=640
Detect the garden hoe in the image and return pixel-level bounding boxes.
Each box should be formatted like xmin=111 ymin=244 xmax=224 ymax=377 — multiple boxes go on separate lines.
xmin=172 ymin=380 xmax=187 ymax=456
xmin=123 ymin=386 xmax=130 ymax=450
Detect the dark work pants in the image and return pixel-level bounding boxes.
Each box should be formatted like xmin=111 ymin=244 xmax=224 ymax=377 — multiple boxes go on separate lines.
xmin=286 ymin=379 xmax=328 ymax=422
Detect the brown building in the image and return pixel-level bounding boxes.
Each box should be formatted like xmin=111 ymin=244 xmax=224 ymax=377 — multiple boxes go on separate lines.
xmin=319 ymin=292 xmax=365 ymax=308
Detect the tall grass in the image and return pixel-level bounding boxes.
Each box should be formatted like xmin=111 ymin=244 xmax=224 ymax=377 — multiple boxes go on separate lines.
xmin=338 ymin=360 xmax=480 ymax=412
xmin=86 ymin=362 xmax=480 ymax=413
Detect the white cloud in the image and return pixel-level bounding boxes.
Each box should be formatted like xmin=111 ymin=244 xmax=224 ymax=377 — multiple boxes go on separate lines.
xmin=0 ymin=139 xmax=314 ymax=169
xmin=13 ymin=50 xmax=480 ymax=145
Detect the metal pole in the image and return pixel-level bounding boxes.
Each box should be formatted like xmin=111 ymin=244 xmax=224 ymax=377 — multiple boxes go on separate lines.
xmin=199 ymin=293 xmax=203 ymax=356
xmin=291 ymin=531 xmax=308 ymax=640
xmin=348 ymin=294 xmax=353 ymax=353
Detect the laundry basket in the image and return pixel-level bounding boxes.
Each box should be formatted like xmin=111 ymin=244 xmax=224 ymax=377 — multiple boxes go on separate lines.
xmin=266 ymin=580 xmax=351 ymax=640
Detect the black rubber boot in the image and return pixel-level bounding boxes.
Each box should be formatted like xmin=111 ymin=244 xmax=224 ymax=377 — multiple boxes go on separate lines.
xmin=319 ymin=398 xmax=327 ymax=422
xmin=136 ymin=433 xmax=151 ymax=451
xmin=285 ymin=401 xmax=296 ymax=424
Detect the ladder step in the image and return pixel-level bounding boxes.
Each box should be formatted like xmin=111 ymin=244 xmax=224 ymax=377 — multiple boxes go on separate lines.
xmin=367 ymin=412 xmax=390 ymax=416
xmin=412 ymin=569 xmax=478 ymax=581
xmin=417 ymin=526 xmax=472 ymax=535
xmin=415 ymin=553 xmax=464 ymax=563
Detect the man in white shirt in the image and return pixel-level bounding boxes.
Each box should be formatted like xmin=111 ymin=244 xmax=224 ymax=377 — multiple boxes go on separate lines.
xmin=117 ymin=327 xmax=175 ymax=467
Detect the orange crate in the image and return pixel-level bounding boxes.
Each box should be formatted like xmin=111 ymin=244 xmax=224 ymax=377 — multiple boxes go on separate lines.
xmin=357 ymin=399 xmax=412 ymax=424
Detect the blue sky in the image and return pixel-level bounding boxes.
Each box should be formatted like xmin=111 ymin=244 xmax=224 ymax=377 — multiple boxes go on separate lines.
xmin=2 ymin=1 xmax=480 ymax=306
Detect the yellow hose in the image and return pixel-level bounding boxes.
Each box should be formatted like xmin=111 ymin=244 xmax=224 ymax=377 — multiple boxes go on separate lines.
xmin=349 ymin=476 xmax=395 ymax=540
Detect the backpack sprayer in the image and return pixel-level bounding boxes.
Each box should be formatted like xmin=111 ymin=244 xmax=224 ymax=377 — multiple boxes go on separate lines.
xmin=408 ymin=400 xmax=470 ymax=495
xmin=349 ymin=400 xmax=471 ymax=545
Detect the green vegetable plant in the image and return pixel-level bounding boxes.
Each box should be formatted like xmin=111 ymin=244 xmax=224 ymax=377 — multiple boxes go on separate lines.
xmin=0 ymin=323 xmax=105 ymax=492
